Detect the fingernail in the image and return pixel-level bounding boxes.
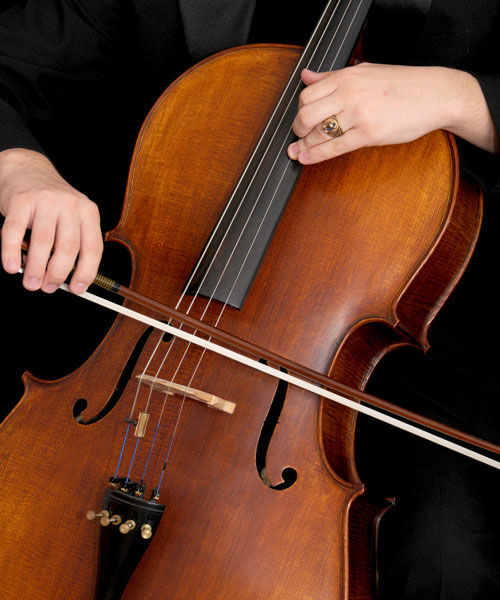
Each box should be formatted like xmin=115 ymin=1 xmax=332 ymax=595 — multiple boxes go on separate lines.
xmin=73 ymin=282 xmax=87 ymax=294
xmin=25 ymin=277 xmax=40 ymax=290
xmin=299 ymin=151 xmax=310 ymax=163
xmin=44 ymin=284 xmax=58 ymax=293
xmin=288 ymin=143 xmax=299 ymax=159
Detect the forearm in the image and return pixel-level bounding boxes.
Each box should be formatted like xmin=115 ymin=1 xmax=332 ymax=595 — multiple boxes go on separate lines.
xmin=0 ymin=99 xmax=46 ymax=155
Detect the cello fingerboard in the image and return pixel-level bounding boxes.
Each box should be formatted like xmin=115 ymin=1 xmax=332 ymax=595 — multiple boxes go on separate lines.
xmin=185 ymin=0 xmax=372 ymax=308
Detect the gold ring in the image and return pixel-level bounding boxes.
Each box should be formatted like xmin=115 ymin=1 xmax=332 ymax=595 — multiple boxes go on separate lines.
xmin=321 ymin=115 xmax=344 ymax=138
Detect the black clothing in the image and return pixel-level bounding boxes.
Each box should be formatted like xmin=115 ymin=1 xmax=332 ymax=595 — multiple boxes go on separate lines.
xmin=358 ymin=3 xmax=500 ymax=598
xmin=0 ymin=0 xmax=251 ymax=230
xmin=1 ymin=1 xmax=499 ymax=598
xmin=358 ymin=4 xmax=500 ymax=599
xmin=0 ymin=0 xmax=326 ymax=228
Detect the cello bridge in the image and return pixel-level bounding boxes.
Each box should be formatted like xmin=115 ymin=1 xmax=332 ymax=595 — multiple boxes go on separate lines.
xmin=137 ymin=374 xmax=236 ymax=414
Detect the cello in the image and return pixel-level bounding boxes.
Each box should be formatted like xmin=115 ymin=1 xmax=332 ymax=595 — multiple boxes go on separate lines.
xmin=0 ymin=0 xmax=486 ymax=598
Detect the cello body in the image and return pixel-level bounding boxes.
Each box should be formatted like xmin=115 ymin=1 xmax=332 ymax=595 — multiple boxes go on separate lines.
xmin=0 ymin=44 xmax=481 ymax=599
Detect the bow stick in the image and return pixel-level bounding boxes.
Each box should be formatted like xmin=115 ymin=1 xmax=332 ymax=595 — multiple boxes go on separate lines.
xmin=6 ymin=230 xmax=499 ymax=469
xmin=54 ymin=274 xmax=500 ymax=471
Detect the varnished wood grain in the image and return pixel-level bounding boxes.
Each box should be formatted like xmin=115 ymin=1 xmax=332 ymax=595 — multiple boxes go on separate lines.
xmin=0 ymin=45 xmax=481 ymax=600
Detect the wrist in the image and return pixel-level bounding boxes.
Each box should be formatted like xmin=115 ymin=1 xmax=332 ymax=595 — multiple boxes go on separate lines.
xmin=0 ymin=148 xmax=57 ymax=190
xmin=436 ymin=68 xmax=498 ymax=153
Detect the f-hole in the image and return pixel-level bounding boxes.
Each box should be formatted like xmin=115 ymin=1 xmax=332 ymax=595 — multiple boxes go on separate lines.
xmin=256 ymin=362 xmax=297 ymax=490
xmin=73 ymin=323 xmax=171 ymax=425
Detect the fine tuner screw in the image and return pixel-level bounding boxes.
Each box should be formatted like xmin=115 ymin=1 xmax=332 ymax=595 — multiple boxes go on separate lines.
xmin=101 ymin=514 xmax=122 ymax=527
xmin=141 ymin=524 xmax=153 ymax=540
xmin=87 ymin=510 xmax=109 ymax=521
xmin=119 ymin=520 xmax=136 ymax=535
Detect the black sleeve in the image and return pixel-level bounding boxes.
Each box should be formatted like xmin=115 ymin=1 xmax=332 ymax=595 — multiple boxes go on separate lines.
xmin=0 ymin=0 xmax=133 ymax=154
xmin=0 ymin=0 xmax=194 ymax=230
xmin=0 ymin=0 xmax=259 ymax=159
xmin=458 ymin=72 xmax=500 ymax=196
xmin=0 ymin=0 xmax=197 ymax=223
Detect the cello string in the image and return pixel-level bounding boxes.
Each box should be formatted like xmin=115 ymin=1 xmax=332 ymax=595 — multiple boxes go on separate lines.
xmin=171 ymin=0 xmax=350 ymax=311
xmin=182 ymin=3 xmax=365 ymax=323
xmin=138 ymin=333 xmax=199 ymax=481
xmin=119 ymin=0 xmax=363 ymax=486
xmin=116 ymin=0 xmax=366 ymax=489
xmin=141 ymin=0 xmax=358 ymax=480
xmin=163 ymin=0 xmax=360 ymax=319
xmin=122 ymin=0 xmax=363 ymax=487
xmin=61 ymin=284 xmax=500 ymax=473
xmin=173 ymin=0 xmax=357 ymax=312
xmin=112 ymin=327 xmax=169 ymax=477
